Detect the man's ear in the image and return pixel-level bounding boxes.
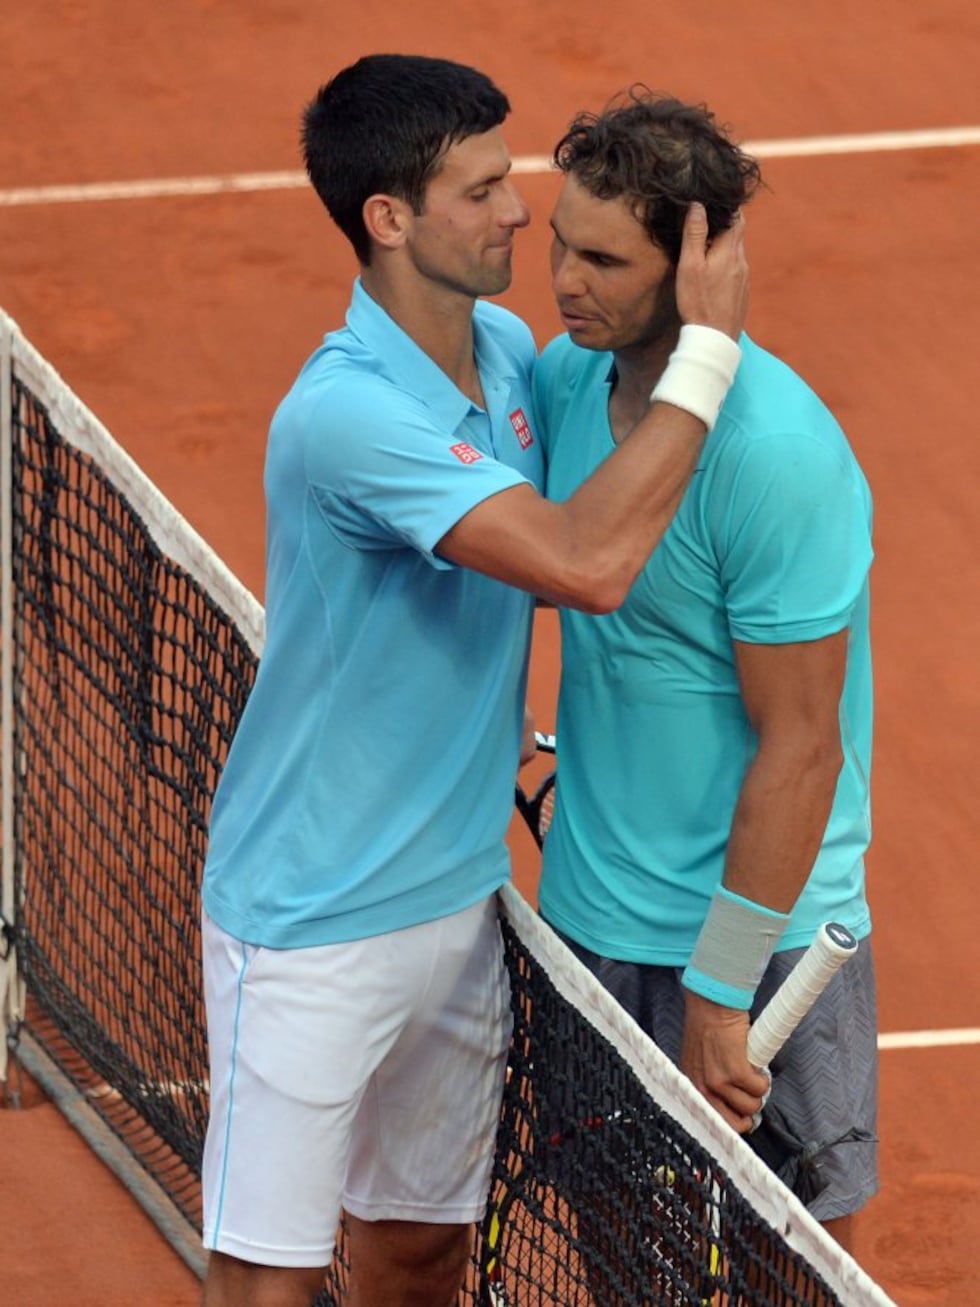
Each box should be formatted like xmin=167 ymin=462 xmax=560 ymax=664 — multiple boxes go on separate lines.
xmin=362 ymin=194 xmax=413 ymax=251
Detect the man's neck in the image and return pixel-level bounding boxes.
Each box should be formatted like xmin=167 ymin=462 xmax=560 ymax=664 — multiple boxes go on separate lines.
xmin=607 ymin=333 xmax=678 ymax=444
xmin=360 ymin=265 xmax=484 ymax=408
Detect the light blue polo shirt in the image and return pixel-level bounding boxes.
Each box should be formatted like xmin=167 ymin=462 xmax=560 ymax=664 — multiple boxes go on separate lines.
xmin=536 ymin=333 xmax=874 ymax=962
xmin=203 ymin=280 xmax=544 ymax=947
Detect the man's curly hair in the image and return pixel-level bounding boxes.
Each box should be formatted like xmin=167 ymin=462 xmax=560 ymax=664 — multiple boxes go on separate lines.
xmin=553 ymin=89 xmax=762 ymax=262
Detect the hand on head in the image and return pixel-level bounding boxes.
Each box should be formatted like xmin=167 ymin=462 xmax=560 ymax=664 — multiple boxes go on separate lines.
xmin=675 ymin=204 xmax=749 ymax=342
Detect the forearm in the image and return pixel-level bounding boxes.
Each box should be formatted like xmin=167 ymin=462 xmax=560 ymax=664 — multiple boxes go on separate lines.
xmin=439 ymin=340 xmax=732 ymax=613
xmin=679 ymin=747 xmax=841 ymax=1129
xmin=542 ymin=400 xmax=708 ymax=611
xmin=723 ymin=736 xmax=844 ymax=913
xmin=554 ymin=322 xmax=744 ymax=608
xmin=677 ymin=749 xmax=841 ymax=1129
xmin=682 ymin=732 xmax=843 ymax=1020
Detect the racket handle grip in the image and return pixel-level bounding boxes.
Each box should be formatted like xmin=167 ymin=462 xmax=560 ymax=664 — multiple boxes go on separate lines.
xmin=747 ymin=922 xmax=858 ymax=1069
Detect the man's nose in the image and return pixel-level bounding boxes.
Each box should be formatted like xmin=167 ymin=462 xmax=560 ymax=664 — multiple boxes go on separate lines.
xmin=551 ymin=249 xmax=585 ymax=297
xmin=503 ymin=180 xmax=531 ymax=229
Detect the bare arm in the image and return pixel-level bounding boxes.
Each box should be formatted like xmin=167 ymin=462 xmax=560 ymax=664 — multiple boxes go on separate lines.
xmin=437 ymin=205 xmax=749 ymax=613
xmin=681 ymin=631 xmax=849 ymax=1130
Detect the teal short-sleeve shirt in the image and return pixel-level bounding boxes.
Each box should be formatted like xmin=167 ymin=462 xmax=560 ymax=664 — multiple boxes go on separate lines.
xmin=536 ymin=334 xmax=873 ymax=961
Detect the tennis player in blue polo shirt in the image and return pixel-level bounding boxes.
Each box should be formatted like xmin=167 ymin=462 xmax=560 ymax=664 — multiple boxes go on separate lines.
xmin=198 ymin=56 xmax=749 ymax=1307
xmin=204 ymin=280 xmax=543 ymax=949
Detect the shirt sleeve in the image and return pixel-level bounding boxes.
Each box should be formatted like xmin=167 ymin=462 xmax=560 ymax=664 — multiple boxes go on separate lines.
xmin=301 ymin=375 xmax=531 ymax=567
xmin=714 ymin=430 xmax=873 ymax=643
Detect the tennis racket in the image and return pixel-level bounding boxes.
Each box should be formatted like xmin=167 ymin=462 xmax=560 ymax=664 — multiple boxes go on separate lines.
xmin=513 ymin=730 xmax=556 ymax=847
xmin=745 ymin=921 xmax=864 ymax=1211
xmin=747 ymin=921 xmax=858 ymax=1072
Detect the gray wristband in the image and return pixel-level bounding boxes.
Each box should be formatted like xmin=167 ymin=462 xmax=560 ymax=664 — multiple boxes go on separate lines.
xmin=682 ymin=885 xmax=790 ymax=1009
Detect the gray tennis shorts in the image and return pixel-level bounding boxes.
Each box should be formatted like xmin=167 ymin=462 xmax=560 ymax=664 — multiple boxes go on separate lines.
xmin=551 ymin=928 xmax=879 ymax=1222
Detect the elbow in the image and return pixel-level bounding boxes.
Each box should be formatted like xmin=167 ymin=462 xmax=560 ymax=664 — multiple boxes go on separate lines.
xmin=805 ymin=735 xmax=846 ymax=801
xmin=579 ymin=580 xmax=632 ymax=615
xmin=549 ymin=558 xmax=634 ymax=614
xmin=758 ymin=731 xmax=844 ymax=805
xmin=815 ymin=729 xmax=846 ymax=779
xmin=533 ymin=503 xmax=651 ymax=612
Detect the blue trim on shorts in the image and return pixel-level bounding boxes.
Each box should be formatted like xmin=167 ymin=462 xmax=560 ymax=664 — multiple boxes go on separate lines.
xmin=213 ymin=942 xmax=249 ymax=1242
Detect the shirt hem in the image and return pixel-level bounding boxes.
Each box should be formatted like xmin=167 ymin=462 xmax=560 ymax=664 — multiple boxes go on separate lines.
xmin=539 ymin=899 xmax=872 ymax=966
xmin=202 ymin=866 xmax=511 ymax=950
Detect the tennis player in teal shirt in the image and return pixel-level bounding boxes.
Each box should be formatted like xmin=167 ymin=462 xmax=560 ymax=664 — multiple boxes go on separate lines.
xmin=535 ymin=92 xmax=877 ymax=1251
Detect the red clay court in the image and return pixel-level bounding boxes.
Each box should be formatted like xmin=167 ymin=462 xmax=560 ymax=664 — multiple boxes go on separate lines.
xmin=1 ymin=2 xmax=978 ymax=1303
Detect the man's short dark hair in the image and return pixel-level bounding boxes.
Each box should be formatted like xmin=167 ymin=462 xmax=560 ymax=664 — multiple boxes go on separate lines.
xmin=553 ymin=89 xmax=762 ymax=263
xmin=303 ymin=54 xmax=511 ymax=264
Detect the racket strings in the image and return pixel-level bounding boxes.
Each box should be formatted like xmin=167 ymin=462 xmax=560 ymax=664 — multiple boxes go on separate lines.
xmin=515 ymin=763 xmax=556 ymax=849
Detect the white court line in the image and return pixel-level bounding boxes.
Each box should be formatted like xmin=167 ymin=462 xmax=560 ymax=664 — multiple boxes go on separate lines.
xmin=878 ymin=1027 xmax=980 ymax=1051
xmin=749 ymin=124 xmax=980 ymax=158
xmin=0 ymin=125 xmax=978 ymax=208
xmin=0 ymin=170 xmax=310 ymax=206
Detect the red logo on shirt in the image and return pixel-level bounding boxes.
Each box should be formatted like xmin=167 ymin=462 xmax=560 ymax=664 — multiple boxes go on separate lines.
xmin=450 ymin=441 xmax=483 ymax=464
xmin=510 ymin=408 xmax=534 ymax=450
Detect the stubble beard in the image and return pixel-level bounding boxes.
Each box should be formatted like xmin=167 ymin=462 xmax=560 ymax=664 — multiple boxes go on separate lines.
xmin=629 ymin=269 xmax=682 ymax=352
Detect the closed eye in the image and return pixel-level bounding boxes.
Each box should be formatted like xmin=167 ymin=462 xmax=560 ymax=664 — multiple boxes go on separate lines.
xmin=584 ymin=251 xmax=620 ymax=268
xmin=550 ymin=226 xmax=622 ymax=268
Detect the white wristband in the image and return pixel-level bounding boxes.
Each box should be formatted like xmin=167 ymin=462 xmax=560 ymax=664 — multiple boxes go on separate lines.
xmin=650 ymin=324 xmax=742 ymax=432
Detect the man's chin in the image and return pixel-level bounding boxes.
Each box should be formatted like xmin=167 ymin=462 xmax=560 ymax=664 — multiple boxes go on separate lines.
xmin=565 ymin=323 xmax=608 ymax=351
xmin=476 ymin=269 xmax=514 ymax=299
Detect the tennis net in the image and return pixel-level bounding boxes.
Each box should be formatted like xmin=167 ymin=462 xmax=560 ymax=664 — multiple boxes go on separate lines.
xmin=0 ymin=309 xmax=893 ymax=1305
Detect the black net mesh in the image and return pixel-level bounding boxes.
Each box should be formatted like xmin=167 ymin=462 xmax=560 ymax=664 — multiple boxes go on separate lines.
xmin=463 ymin=917 xmax=841 ymax=1306
xmin=9 ymin=374 xmax=257 ymax=1226
xmin=4 ymin=341 xmax=862 ymax=1305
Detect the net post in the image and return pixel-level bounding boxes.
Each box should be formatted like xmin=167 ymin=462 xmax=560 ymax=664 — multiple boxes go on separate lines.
xmin=0 ymin=309 xmax=24 ymax=1088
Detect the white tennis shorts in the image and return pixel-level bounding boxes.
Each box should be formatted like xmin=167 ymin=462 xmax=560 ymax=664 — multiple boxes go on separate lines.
xmin=201 ymin=895 xmax=511 ymax=1268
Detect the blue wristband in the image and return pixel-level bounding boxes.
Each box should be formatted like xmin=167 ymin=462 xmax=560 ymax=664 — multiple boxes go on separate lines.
xmin=682 ymin=885 xmax=790 ymax=1010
